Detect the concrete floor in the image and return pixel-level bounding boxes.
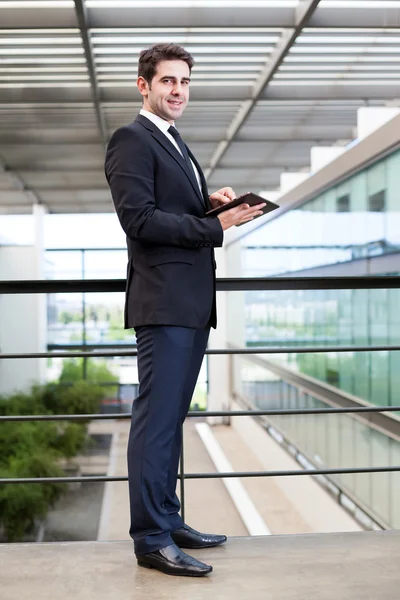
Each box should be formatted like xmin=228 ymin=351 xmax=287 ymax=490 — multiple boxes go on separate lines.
xmin=0 ymin=530 xmax=399 ymax=600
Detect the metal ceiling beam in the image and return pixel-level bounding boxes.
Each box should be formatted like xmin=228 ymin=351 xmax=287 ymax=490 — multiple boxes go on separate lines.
xmin=204 ymin=0 xmax=321 ymax=180
xmin=0 ymin=86 xmax=397 ymax=104
xmin=1 ymin=5 xmax=400 ymax=29
xmin=76 ymin=6 xmax=400 ymax=29
xmin=309 ymin=6 xmax=400 ymax=29
xmin=264 ymin=86 xmax=400 ymax=101
xmin=74 ymin=0 xmax=108 ymax=148
xmin=0 ymin=132 xmax=353 ymax=146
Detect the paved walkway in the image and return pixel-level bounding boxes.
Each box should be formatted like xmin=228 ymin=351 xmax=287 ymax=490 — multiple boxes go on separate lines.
xmin=96 ymin=418 xmax=247 ymax=540
xmin=95 ymin=416 xmax=359 ymax=540
xmin=212 ymin=423 xmax=312 ymax=534
xmin=1 ymin=531 xmax=398 ymax=600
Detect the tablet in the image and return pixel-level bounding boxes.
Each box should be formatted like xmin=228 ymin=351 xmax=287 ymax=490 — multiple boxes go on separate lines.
xmin=205 ymin=192 xmax=279 ymax=225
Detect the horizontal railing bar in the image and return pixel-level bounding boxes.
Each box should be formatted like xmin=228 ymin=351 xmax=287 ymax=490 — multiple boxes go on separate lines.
xmin=46 ymin=248 xmax=125 ymax=252
xmin=2 ymin=345 xmax=400 ymax=360
xmin=0 ymin=276 xmax=399 ymax=295
xmin=1 ymin=465 xmax=399 ymax=485
xmin=47 ymin=344 xmax=138 ymax=351
xmin=1 ymin=406 xmax=399 ymax=423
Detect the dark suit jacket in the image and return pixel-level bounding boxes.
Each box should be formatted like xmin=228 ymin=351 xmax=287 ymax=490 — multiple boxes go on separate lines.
xmin=105 ymin=114 xmax=224 ymax=329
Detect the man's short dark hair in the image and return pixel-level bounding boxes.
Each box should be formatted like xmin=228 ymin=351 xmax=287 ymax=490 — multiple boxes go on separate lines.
xmin=138 ymin=43 xmax=195 ymax=84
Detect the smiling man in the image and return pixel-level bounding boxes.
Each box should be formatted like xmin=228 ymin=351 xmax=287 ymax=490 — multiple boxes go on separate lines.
xmin=105 ymin=43 xmax=265 ymax=577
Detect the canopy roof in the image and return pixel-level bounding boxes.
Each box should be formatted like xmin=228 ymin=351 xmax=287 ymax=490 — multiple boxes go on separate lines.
xmin=1 ymin=0 xmax=399 ymax=213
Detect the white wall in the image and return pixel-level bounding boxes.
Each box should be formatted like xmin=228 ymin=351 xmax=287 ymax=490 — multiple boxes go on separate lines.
xmin=0 ymin=245 xmax=47 ymax=396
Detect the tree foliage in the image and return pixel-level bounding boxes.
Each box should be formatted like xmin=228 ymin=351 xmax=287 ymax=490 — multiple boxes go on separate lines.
xmin=0 ymin=379 xmax=104 ymax=542
xmin=0 ymin=452 xmax=67 ymax=542
xmin=59 ymin=358 xmax=119 ymax=398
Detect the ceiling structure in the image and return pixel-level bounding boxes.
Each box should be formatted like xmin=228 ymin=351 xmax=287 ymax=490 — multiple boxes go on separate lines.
xmin=0 ymin=0 xmax=400 ymax=214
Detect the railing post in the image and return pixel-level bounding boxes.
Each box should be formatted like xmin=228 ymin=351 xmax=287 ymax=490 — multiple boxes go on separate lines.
xmin=81 ymin=249 xmax=88 ymax=380
xmin=179 ymin=426 xmax=185 ymax=523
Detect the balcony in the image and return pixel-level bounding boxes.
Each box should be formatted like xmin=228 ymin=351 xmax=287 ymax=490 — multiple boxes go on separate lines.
xmin=0 ymin=275 xmax=399 ymax=598
xmin=1 ymin=530 xmax=399 ymax=599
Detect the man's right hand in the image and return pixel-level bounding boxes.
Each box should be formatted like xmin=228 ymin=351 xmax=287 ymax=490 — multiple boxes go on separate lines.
xmin=217 ymin=202 xmax=266 ymax=231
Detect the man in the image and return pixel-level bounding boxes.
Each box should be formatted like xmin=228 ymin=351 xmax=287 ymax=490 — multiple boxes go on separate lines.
xmin=105 ymin=43 xmax=265 ymax=577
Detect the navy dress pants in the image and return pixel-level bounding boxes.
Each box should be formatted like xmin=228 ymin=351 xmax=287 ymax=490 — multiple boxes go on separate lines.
xmin=128 ymin=325 xmax=210 ymax=555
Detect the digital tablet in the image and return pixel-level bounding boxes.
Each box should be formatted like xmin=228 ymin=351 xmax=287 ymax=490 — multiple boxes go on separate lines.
xmin=205 ymin=192 xmax=279 ymax=225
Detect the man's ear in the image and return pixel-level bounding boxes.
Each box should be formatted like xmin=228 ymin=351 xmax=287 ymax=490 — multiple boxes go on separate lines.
xmin=137 ymin=76 xmax=149 ymax=97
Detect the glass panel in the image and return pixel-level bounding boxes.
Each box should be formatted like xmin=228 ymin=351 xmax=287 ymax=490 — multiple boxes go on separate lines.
xmin=234 ymin=353 xmax=399 ymax=527
xmin=337 ymin=193 xmax=350 ymax=212
xmin=48 ymin=291 xmax=134 ymax=346
xmin=236 ymin=287 xmax=397 ymax=409
xmin=370 ymin=430 xmax=391 ymax=525
xmin=389 ymin=438 xmax=400 ymax=528
xmin=336 ymin=413 xmax=355 ymax=493
xmin=228 ymin=149 xmax=400 ymax=275
xmin=349 ymin=170 xmax=368 ymax=257
xmin=369 ymin=190 xmax=385 ymax=213
xmin=82 ymin=250 xmax=126 ymax=279
xmin=386 ymin=151 xmax=400 ymax=250
xmin=46 ymin=250 xmax=84 ymax=279
xmin=366 ymin=160 xmax=386 ymax=255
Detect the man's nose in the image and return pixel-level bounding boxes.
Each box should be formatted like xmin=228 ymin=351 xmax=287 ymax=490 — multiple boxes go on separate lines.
xmin=172 ymin=83 xmax=182 ymax=95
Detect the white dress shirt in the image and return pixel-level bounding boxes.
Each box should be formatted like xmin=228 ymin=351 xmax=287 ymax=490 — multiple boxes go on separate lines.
xmin=139 ymin=108 xmax=203 ymax=194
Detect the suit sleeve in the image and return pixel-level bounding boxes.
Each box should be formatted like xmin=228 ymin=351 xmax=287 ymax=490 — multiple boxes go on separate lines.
xmin=105 ymin=126 xmax=224 ymax=248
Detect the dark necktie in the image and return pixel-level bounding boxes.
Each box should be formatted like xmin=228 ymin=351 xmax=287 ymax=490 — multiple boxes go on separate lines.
xmin=168 ymin=125 xmax=199 ymax=189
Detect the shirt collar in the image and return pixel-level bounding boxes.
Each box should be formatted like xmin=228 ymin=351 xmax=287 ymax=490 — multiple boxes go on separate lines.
xmin=140 ymin=109 xmax=174 ymax=134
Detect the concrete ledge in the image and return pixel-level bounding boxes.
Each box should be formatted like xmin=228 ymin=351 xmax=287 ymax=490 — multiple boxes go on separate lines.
xmin=0 ymin=531 xmax=399 ymax=600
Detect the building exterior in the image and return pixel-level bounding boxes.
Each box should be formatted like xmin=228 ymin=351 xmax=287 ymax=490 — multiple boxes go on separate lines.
xmin=226 ymin=110 xmax=400 ymax=411
xmin=222 ymin=109 xmax=400 ymax=529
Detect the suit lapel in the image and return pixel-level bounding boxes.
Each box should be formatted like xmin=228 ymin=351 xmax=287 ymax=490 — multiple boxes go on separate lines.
xmin=135 ymin=114 xmax=205 ymax=207
xmin=187 ymin=148 xmax=210 ymax=210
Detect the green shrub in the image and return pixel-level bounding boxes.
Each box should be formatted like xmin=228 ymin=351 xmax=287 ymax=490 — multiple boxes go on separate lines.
xmin=0 ymin=421 xmax=60 ymax=467
xmin=51 ymin=422 xmax=88 ymax=460
xmin=0 ymin=452 xmax=66 ymax=542
xmin=0 ymin=379 xmax=106 ymax=542
xmin=59 ymin=358 xmax=119 ymax=398
xmin=0 ymin=392 xmax=44 ymax=417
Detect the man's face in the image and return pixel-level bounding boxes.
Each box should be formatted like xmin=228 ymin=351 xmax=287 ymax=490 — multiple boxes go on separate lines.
xmin=138 ymin=59 xmax=190 ymax=123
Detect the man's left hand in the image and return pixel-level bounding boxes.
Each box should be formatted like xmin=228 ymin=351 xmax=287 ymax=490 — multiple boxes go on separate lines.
xmin=209 ymin=187 xmax=236 ymax=209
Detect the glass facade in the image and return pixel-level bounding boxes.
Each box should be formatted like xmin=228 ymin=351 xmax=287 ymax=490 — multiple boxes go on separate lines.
xmin=226 ymin=148 xmax=400 ymax=529
xmin=226 ymin=148 xmax=400 ymax=409
xmin=235 ymin=357 xmax=400 ymax=529
xmin=242 ymin=288 xmax=400 ymax=409
xmin=46 ymin=249 xmax=131 ymax=347
xmin=231 ymin=148 xmax=400 ymax=278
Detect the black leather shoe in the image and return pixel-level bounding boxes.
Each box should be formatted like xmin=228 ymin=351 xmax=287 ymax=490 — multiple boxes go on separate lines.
xmin=171 ymin=524 xmax=227 ymax=549
xmin=137 ymin=543 xmax=212 ymax=577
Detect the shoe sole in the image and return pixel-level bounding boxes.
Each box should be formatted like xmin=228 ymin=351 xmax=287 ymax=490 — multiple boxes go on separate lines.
xmin=137 ymin=559 xmax=212 ymax=577
xmin=173 ymin=539 xmax=227 ymax=550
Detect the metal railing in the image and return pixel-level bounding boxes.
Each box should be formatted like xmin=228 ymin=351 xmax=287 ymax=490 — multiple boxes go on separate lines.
xmin=1 ymin=275 xmax=400 ymax=527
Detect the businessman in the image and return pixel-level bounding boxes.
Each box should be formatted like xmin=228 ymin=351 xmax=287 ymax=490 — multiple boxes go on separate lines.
xmin=105 ymin=43 xmax=265 ymax=577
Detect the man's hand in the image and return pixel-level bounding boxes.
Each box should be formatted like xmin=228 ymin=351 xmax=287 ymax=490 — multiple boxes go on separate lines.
xmin=217 ymin=202 xmax=266 ymax=231
xmin=209 ymin=187 xmax=236 ymax=209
